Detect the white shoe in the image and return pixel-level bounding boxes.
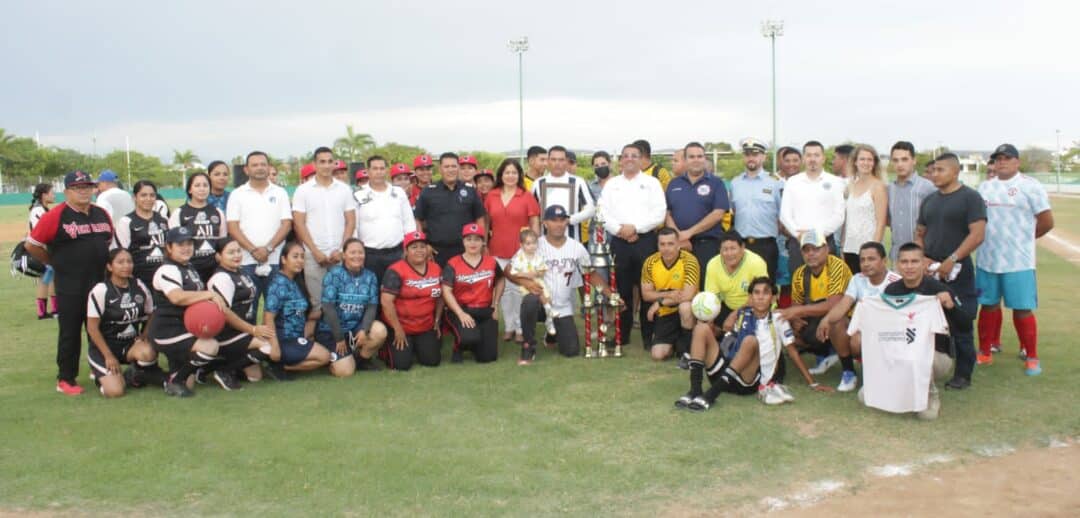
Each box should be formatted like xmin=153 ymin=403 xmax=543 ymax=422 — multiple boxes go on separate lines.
xmin=758 ymin=384 xmax=785 ymax=405
xmin=837 ymin=370 xmax=858 ymax=392
xmin=808 ymin=354 xmax=839 ymax=375
xmin=773 ymin=383 xmax=795 ymax=402
xmin=916 ymin=383 xmax=941 ymax=420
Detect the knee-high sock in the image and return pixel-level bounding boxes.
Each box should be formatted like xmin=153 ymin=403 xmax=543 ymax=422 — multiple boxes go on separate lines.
xmin=1014 ymin=314 xmax=1037 ymax=359
xmin=977 ymin=307 xmax=1002 ymax=355
xmin=689 ymin=360 xmax=704 ymax=397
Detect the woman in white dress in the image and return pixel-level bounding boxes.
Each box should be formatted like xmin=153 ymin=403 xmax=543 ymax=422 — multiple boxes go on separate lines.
xmin=841 ymin=144 xmax=888 ymax=274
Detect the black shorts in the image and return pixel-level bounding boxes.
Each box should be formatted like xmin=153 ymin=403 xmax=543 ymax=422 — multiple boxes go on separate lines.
xmin=798 ymin=316 xmax=832 ymax=355
xmin=650 ymin=312 xmax=683 ymax=347
xmin=705 ymin=354 xmax=760 ymax=395
xmin=280 ymin=336 xmax=316 ymax=366
xmin=712 ymin=304 xmax=735 ymax=327
xmin=314 ymin=329 xmax=363 ymax=360
xmin=87 ymin=339 xmax=133 ymax=380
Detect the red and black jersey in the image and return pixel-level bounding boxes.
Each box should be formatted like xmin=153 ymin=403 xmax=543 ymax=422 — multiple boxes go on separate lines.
xmin=382 ymin=259 xmax=442 ymax=335
xmin=442 ymin=254 xmax=501 ymax=309
xmin=27 ymin=202 xmax=113 ymax=285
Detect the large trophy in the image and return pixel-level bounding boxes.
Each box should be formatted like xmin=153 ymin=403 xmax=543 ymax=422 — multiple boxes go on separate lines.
xmin=581 ymin=207 xmax=623 ymax=358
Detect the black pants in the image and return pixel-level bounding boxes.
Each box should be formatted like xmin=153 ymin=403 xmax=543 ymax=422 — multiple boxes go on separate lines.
xmin=943 ymin=257 xmax=978 ymax=381
xmin=365 ymin=246 xmax=402 ymax=285
xmin=521 ymin=294 xmax=579 ymax=357
xmin=610 ymin=232 xmax=657 ymax=347
xmin=689 ymin=237 xmax=719 ymax=290
xmin=745 ymin=237 xmax=779 ymax=282
xmin=55 ymin=278 xmax=96 ymax=382
xmin=432 ymin=243 xmax=464 ymax=268
xmin=383 ymin=330 xmax=442 ymax=370
xmin=446 ymin=307 xmax=498 ymax=363
xmin=786 ymin=233 xmax=836 ymax=272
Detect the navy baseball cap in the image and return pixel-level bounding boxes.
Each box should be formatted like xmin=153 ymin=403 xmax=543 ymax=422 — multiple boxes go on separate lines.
xmin=64 ymin=170 xmax=96 ymax=188
xmin=543 ymin=205 xmax=569 ymax=220
xmin=97 ymin=169 xmax=119 ymax=182
xmin=989 ymin=143 xmax=1019 ymax=160
xmin=166 ymin=226 xmax=194 ymax=244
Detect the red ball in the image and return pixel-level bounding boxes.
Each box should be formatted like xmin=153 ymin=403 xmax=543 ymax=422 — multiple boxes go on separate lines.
xmin=184 ymin=300 xmax=226 ymax=339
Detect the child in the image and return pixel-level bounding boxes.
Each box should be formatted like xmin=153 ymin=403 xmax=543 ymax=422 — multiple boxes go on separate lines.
xmin=509 ymin=229 xmax=557 ymax=336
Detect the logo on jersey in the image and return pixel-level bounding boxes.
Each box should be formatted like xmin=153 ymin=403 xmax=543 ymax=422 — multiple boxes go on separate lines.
xmin=459 ymin=189 xmax=468 ymax=197
xmin=62 ymin=221 xmax=112 ymax=239
xmin=823 ymin=182 xmax=833 ymax=190
xmin=405 ymin=277 xmax=441 ymax=290
xmin=905 ymin=327 xmax=916 ymax=344
xmin=696 ymin=184 xmax=711 ymax=196
xmin=1007 ymin=187 xmax=1018 ymax=197
xmin=456 ymin=270 xmax=494 ymax=285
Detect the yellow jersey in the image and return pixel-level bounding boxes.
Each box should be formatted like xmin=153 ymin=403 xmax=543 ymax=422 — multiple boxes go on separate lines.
xmin=643 ymin=163 xmax=672 ymax=191
xmin=791 ymin=255 xmax=852 ymax=305
xmin=704 ymin=249 xmax=769 ymax=310
xmin=641 ymin=250 xmax=700 ymax=316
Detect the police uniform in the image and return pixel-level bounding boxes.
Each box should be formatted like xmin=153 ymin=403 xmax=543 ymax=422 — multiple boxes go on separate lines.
xmin=442 ymin=253 xmax=502 ymax=363
xmin=115 ymin=211 xmax=168 ymax=289
xmin=380 ymin=258 xmax=443 ymax=370
xmin=86 ymin=278 xmax=154 ymax=382
xmin=731 ymin=138 xmax=782 ymax=281
xmin=413 ymin=181 xmax=486 ymax=267
xmin=665 ymin=172 xmax=729 ymax=289
xmin=169 ymin=203 xmax=226 ymax=282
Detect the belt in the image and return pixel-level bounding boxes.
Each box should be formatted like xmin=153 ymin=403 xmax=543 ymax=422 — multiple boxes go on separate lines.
xmin=744 ymin=237 xmax=776 ymax=245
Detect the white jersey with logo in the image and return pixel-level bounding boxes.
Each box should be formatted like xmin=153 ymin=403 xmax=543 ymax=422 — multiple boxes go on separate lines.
xmin=848 ymin=294 xmax=948 ymax=413
xmin=844 ymin=271 xmax=902 ymax=301
xmin=977 ymin=174 xmax=1050 ymax=273
xmin=538 ymin=236 xmax=590 ymax=316
xmin=531 ymin=174 xmax=595 ymax=241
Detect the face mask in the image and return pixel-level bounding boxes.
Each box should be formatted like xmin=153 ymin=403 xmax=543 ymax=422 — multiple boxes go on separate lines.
xmin=594 ymin=166 xmax=610 ymax=179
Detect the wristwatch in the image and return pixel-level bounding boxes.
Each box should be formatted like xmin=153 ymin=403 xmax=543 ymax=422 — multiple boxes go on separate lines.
xmin=948 ymin=253 xmax=959 ymax=262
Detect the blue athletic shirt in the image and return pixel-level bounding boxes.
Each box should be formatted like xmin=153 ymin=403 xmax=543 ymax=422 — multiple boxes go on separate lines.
xmin=317 ymin=265 xmax=379 ymax=335
xmin=264 ymin=271 xmax=309 ymax=339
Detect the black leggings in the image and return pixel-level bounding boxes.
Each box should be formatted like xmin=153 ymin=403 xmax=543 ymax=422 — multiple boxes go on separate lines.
xmin=446 ymin=308 xmax=498 ymax=363
xmin=382 ymin=330 xmax=442 ymax=370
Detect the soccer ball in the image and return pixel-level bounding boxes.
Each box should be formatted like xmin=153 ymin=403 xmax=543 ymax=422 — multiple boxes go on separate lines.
xmin=184 ymin=300 xmax=226 ymax=339
xmin=691 ymin=292 xmax=722 ymax=321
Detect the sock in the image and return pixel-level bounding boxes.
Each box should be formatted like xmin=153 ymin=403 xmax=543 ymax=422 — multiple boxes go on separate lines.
xmin=689 ymin=360 xmax=704 ymax=397
xmin=704 ymin=365 xmax=736 ymax=402
xmin=675 ymin=331 xmax=692 ymax=357
xmin=49 ymin=295 xmax=58 ymax=313
xmin=36 ymin=298 xmax=47 ymax=317
xmin=248 ymin=349 xmax=270 ymax=363
xmin=977 ymin=307 xmax=1003 ymax=355
xmin=839 ymin=355 xmax=855 ymax=373
xmin=1013 ymin=314 xmax=1038 ymax=359
xmin=136 ymin=360 xmax=157 ymax=369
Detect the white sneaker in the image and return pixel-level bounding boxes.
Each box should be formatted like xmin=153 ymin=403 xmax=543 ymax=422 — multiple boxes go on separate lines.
xmin=916 ymin=383 xmax=941 ymax=420
xmin=837 ymin=370 xmax=858 ymax=392
xmin=773 ymin=383 xmax=795 ymax=402
xmin=545 ymin=320 xmax=557 ymax=336
xmin=758 ymin=384 xmax=785 ymax=405
xmin=808 ymin=354 xmax=839 ymax=375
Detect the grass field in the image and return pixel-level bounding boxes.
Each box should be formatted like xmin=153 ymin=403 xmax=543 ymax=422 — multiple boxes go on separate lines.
xmin=1 ymin=200 xmax=1078 ymax=516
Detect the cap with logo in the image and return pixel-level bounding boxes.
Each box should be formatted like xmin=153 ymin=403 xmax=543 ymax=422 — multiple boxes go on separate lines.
xmin=300 ymin=163 xmax=316 ymax=180
xmin=543 ymin=204 xmax=569 ymax=220
xmin=97 ymin=169 xmax=119 ymax=183
xmin=166 ymin=226 xmax=194 ymax=244
xmin=390 ymin=163 xmax=412 ymax=177
xmin=64 ymin=170 xmax=97 ymax=188
xmin=799 ymin=228 xmax=827 ymax=249
xmin=462 ymin=223 xmax=484 ymax=238
xmin=989 ymin=143 xmax=1019 ymax=161
xmin=413 ymin=155 xmax=434 ymax=169
xmin=740 ymin=137 xmax=768 ymax=154
xmin=334 ymin=160 xmax=348 ymax=171
xmin=403 ymin=230 xmax=428 ymax=248
xmin=354 ymin=169 xmax=368 ymax=180
xmin=458 ymin=155 xmax=478 ymax=167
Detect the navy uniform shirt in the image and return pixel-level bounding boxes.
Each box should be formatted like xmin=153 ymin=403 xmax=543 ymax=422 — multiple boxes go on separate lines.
xmin=731 ymin=170 xmax=783 ymax=239
xmin=414 ymin=181 xmax=486 ymax=246
xmin=665 ymin=173 xmax=730 ymax=239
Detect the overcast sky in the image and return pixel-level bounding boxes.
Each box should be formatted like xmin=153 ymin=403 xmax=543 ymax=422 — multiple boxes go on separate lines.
xmin=2 ymin=0 xmax=1076 ymax=162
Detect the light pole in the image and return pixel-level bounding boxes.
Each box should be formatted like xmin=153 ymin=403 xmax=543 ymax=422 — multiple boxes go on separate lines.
xmin=508 ymin=36 xmax=529 ymax=161
xmin=1056 ymin=129 xmax=1062 ymax=193
xmin=761 ymin=20 xmax=783 ymax=174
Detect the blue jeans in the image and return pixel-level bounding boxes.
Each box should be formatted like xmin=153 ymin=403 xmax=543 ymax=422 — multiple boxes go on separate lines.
xmin=241 ymin=264 xmax=280 ymax=313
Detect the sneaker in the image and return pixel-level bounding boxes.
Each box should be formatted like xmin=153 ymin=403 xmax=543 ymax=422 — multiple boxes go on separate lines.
xmin=916 ymin=383 xmax=941 ymax=420
xmin=123 ymin=367 xmax=146 ymax=389
xmin=518 ymin=345 xmax=536 ymax=366
xmin=990 ymin=344 xmax=1002 ymax=354
xmin=141 ymin=365 xmax=166 ymax=387
xmin=674 ymin=391 xmax=697 ymax=409
xmin=687 ymin=396 xmax=713 ymax=412
xmin=758 ymin=384 xmax=785 ymax=405
xmin=945 ymin=376 xmax=971 ymax=390
xmin=837 ymin=370 xmax=858 ymax=392
xmin=450 ymin=349 xmax=464 ymax=364
xmin=56 ymin=379 xmax=84 ymax=396
xmin=212 ymin=370 xmax=242 ymax=391
xmin=194 ymin=368 xmax=209 ymax=385
xmin=264 ymin=362 xmax=293 ymax=382
xmin=808 ymin=354 xmax=838 ymax=375
xmin=1024 ymin=359 xmax=1042 ymax=376
xmin=774 ymin=384 xmax=795 ymax=402
xmin=976 ymin=353 xmax=993 ymax=366
xmin=356 ymin=357 xmax=382 ymax=371
xmin=544 ymin=333 xmax=557 ymax=349
xmin=676 ymin=354 xmax=690 ymax=371
xmin=163 ymin=380 xmax=194 ymax=397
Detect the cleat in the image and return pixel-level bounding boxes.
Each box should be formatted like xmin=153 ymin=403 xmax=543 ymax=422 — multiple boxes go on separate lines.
xmin=613 ymin=345 xmax=623 ymax=358
xmin=1024 ymin=359 xmax=1041 ymax=376
xmin=123 ymin=368 xmax=146 ymax=389
xmin=163 ymin=375 xmax=194 ymax=397
xmin=674 ymin=391 xmax=696 ymax=409
xmin=264 ymin=362 xmax=293 ymax=382
xmin=212 ymin=370 xmax=242 ymax=391
xmin=584 ymin=346 xmax=595 ymax=359
xmin=687 ymin=396 xmax=713 ymax=412
xmin=808 ymin=354 xmax=838 ymax=375
xmin=56 ymin=380 xmax=84 ymax=396
xmin=989 ymin=344 xmax=1002 ymax=354
xmin=837 ymin=370 xmax=858 ymax=392
xmin=976 ymin=353 xmax=993 ymax=366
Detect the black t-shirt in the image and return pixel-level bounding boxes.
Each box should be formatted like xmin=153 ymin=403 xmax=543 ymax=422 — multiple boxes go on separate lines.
xmin=117 ymin=211 xmax=168 ymax=282
xmin=885 ymin=276 xmax=972 ymax=336
xmin=27 ymin=202 xmax=113 ymax=290
xmin=916 ymin=186 xmax=986 ymax=261
xmin=413 ymin=181 xmax=486 ymax=246
xmin=171 ymin=203 xmax=226 ymax=274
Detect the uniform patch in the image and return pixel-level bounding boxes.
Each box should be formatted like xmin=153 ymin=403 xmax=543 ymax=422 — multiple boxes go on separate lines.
xmin=763 ymin=188 xmax=773 ymax=194
xmin=697 ymin=184 xmax=711 ymax=196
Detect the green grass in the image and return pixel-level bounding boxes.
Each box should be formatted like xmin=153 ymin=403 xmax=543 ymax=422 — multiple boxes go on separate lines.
xmin=1 ymin=213 xmax=1079 ymax=516
xmin=1049 ymin=194 xmax=1080 ymax=236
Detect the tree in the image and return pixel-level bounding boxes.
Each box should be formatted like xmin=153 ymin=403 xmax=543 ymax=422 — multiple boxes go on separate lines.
xmin=333 ymin=125 xmax=375 ymax=163
xmin=1020 ymin=146 xmax=1053 ymax=173
xmin=172 ymin=149 xmax=199 ymax=186
xmin=367 ymin=142 xmax=427 ymax=169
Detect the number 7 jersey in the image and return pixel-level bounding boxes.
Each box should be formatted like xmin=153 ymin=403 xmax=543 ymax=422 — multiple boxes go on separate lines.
xmin=538 ymin=236 xmax=591 ymax=317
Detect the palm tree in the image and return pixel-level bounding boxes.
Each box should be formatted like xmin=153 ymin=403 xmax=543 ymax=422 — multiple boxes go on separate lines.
xmin=333 ymin=125 xmax=375 ymax=163
xmin=173 ymin=149 xmax=199 ymax=187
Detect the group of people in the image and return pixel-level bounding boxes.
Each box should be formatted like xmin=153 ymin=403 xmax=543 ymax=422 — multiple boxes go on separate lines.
xmin=23 ymin=138 xmax=1053 ymax=420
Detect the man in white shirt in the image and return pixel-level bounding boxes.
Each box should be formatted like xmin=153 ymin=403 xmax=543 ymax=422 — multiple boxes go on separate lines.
xmin=779 ymin=140 xmax=845 ymax=271
xmin=531 ymin=145 xmax=595 ymax=241
xmin=292 ymin=146 xmax=357 ymax=308
xmin=94 ymin=170 xmax=134 ymax=219
xmin=226 ymin=151 xmax=294 ymax=306
xmin=598 ymin=142 xmax=667 ymax=348
xmin=354 ymin=155 xmax=416 ymax=283
xmin=816 ymin=242 xmax=902 ymax=391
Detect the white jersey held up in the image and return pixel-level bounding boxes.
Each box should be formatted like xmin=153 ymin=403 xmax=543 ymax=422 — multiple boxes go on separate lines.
xmin=848 ymin=294 xmax=948 ymax=413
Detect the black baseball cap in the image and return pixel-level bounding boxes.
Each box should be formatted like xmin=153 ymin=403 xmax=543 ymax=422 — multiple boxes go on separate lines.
xmin=166 ymin=226 xmax=194 ymax=244
xmin=543 ymin=205 xmax=569 ymax=220
xmin=989 ymin=143 xmax=1019 ymax=160
xmin=64 ymin=170 xmax=96 ymax=188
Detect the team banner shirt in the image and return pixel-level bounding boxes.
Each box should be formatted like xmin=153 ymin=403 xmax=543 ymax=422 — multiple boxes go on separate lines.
xmin=848 ymin=294 xmax=948 ymax=413
xmin=977 ymin=174 xmax=1051 ymax=273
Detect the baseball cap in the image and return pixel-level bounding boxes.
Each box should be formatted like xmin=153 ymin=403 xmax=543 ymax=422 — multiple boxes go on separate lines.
xmin=166 ymin=226 xmax=194 ymax=244
xmin=64 ymin=170 xmax=96 ymax=188
xmin=413 ymin=154 xmax=434 ymax=169
xmin=740 ymin=138 xmax=768 ymax=154
xmin=390 ymin=163 xmax=412 ymax=177
xmin=475 ymin=169 xmax=495 ymax=180
xmin=566 ymin=150 xmax=577 ymax=164
xmin=543 ymin=205 xmax=569 ymax=220
xmin=799 ymin=228 xmax=827 ymax=249
xmin=97 ymin=169 xmax=119 ymax=183
xmin=989 ymin=143 xmax=1019 ymax=160
xmin=461 ymin=223 xmax=484 ymax=238
xmin=403 ymin=230 xmax=428 ymax=248
xmin=334 ymin=160 xmax=348 ymax=171
xmin=458 ymin=155 xmax=478 ymax=167
xmin=300 ymin=163 xmax=316 ymax=180
xmin=354 ymin=169 xmax=368 ymax=180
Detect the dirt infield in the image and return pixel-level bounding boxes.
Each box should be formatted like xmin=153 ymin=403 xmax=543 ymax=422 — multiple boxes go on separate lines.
xmin=0 ymin=222 xmax=28 ymax=243
xmin=1040 ymin=229 xmax=1080 ymax=266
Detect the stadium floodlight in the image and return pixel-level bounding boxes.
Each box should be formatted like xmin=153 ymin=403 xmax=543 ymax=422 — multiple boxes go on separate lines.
xmin=761 ymin=20 xmax=784 ymax=174
xmin=508 ymin=37 xmax=529 ymax=161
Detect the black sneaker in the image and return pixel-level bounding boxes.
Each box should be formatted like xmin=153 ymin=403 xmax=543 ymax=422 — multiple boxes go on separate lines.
xmin=123 ymin=367 xmax=146 ymax=389
xmin=544 ymin=334 xmax=557 ymax=349
xmin=945 ymin=376 xmax=971 ymax=390
xmin=163 ymin=379 xmax=194 ymax=398
xmin=674 ymin=391 xmax=697 ymax=409
xmin=687 ymin=395 xmax=713 ymax=412
xmin=518 ymin=344 xmax=536 ymax=365
xmin=265 ymin=362 xmax=293 ymax=382
xmin=356 ymin=356 xmax=382 ymax=372
xmin=450 ymin=349 xmax=464 ymax=364
xmin=141 ymin=365 xmax=166 ymax=387
xmin=212 ymin=370 xmax=243 ymax=391
xmin=677 ymin=354 xmax=690 ymax=371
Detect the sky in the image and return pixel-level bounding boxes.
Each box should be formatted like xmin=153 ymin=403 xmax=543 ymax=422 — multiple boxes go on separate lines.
xmin=2 ymin=0 xmax=1077 ymax=162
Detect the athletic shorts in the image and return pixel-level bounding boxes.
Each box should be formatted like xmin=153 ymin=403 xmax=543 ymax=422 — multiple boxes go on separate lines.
xmin=280 ymin=337 xmax=316 ymax=366
xmin=976 ymin=268 xmax=1037 ymax=310
xmin=87 ymin=339 xmax=133 ymax=380
xmin=797 ymin=316 xmax=832 ymax=356
xmin=650 ymin=312 xmax=683 ymax=347
xmin=705 ymin=354 xmax=760 ymax=395
xmin=314 ymin=329 xmax=358 ymax=359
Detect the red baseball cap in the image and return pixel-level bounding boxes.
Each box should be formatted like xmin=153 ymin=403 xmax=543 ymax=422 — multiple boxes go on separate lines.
xmin=390 ymin=163 xmax=412 ymax=177
xmin=300 ymin=163 xmax=316 ymax=179
xmin=354 ymin=169 xmax=368 ymax=180
xmin=461 ymin=223 xmax=484 ymax=238
xmin=458 ymin=155 xmax=478 ymax=167
xmin=475 ymin=169 xmax=495 ymax=180
xmin=334 ymin=160 xmax=348 ymax=171
xmin=413 ymin=154 xmax=434 ymax=169
xmin=403 ymin=230 xmax=428 ymax=249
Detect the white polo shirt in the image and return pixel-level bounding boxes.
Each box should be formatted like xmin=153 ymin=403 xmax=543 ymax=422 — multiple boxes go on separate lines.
xmin=598 ymin=171 xmax=666 ymax=236
xmin=353 ymin=183 xmax=416 ymax=249
xmin=779 ymin=170 xmax=846 ymax=237
xmin=227 ymin=181 xmax=293 ymax=265
xmin=292 ymin=178 xmax=355 ymax=255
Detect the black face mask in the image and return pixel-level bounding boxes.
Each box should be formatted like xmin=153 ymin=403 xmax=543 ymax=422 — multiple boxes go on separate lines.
xmin=594 ymin=166 xmax=610 ymax=179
